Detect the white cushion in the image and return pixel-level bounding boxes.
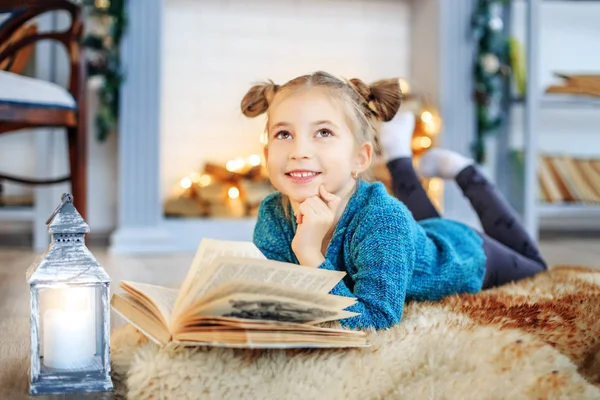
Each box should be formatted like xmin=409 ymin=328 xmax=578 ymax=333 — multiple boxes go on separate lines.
xmin=0 ymin=70 xmax=76 ymax=109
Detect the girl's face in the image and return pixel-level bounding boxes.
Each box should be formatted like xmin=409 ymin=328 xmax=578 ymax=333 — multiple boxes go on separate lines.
xmin=264 ymin=88 xmax=372 ymax=207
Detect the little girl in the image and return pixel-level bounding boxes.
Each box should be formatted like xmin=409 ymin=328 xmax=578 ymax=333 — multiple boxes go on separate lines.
xmin=241 ymin=71 xmax=547 ymax=330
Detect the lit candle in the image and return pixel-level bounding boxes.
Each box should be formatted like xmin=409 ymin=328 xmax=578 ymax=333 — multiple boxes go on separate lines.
xmin=42 ymin=288 xmax=96 ymax=370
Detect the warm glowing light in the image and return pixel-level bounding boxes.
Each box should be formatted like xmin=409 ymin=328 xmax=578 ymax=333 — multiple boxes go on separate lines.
xmin=199 ymin=174 xmax=212 ymax=187
xmin=424 ymin=121 xmax=438 ymax=134
xmin=95 ymin=0 xmax=109 ymax=9
xmin=247 ymin=155 xmax=261 ymax=166
xmin=429 ymin=179 xmax=441 ymax=191
xmin=180 ymin=177 xmax=192 ymax=189
xmin=226 ymin=161 xmax=237 ymax=172
xmin=421 ymin=111 xmax=433 ymax=123
xmin=190 ymin=172 xmax=201 ymax=182
xmin=260 ymin=131 xmax=268 ymax=145
xmin=419 ymin=136 xmax=432 ymax=149
xmin=398 ymin=78 xmax=410 ymax=93
xmin=228 ymin=187 xmax=240 ymax=199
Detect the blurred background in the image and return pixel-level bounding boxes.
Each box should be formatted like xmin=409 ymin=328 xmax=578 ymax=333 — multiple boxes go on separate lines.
xmin=1 ymin=0 xmax=599 ymax=257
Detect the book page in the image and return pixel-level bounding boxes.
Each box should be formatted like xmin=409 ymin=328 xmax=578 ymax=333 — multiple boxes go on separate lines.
xmin=110 ymin=294 xmax=172 ymax=345
xmin=194 ymin=281 xmax=356 ymax=311
xmin=174 ymin=316 xmax=366 ymax=336
xmin=180 ymin=256 xmax=346 ymax=312
xmin=193 ymin=293 xmax=358 ymax=325
xmin=174 ymin=239 xmax=267 ymax=313
xmin=121 ymin=281 xmax=178 ymax=328
xmin=173 ymin=330 xmax=369 ymax=349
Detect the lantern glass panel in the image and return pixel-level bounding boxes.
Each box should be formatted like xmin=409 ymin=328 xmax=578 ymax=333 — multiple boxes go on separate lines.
xmin=38 ymin=285 xmax=104 ymax=373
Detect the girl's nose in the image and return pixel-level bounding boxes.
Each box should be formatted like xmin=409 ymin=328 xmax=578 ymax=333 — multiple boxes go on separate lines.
xmin=289 ymin=137 xmax=313 ymax=160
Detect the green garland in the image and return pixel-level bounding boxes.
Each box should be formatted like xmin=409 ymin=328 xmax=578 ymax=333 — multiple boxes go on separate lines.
xmin=471 ymin=0 xmax=510 ymax=163
xmin=81 ymin=0 xmax=127 ymax=142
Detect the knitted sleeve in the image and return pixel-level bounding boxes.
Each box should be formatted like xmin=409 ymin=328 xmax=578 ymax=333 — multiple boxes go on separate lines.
xmin=253 ymin=194 xmax=296 ymax=263
xmin=318 ymin=205 xmax=416 ymax=330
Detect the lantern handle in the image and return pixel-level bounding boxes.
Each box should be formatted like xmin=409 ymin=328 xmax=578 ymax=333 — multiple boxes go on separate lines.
xmin=45 ymin=193 xmax=74 ymax=225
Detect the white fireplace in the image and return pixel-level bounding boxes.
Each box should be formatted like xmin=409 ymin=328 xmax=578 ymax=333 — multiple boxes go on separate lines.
xmin=109 ymin=0 xmax=478 ymax=254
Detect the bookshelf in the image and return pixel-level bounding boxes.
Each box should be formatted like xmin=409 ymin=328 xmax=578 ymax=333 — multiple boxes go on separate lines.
xmin=497 ymin=0 xmax=600 ymax=239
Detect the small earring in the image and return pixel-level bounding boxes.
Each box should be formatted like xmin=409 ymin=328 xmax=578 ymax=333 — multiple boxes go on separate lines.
xmin=351 ymin=171 xmax=358 ymax=179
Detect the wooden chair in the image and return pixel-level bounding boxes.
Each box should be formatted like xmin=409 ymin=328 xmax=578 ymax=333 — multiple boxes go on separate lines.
xmin=0 ymin=0 xmax=87 ymax=220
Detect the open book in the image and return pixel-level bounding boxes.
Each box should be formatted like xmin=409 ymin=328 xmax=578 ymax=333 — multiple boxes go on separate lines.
xmin=110 ymin=238 xmax=368 ymax=348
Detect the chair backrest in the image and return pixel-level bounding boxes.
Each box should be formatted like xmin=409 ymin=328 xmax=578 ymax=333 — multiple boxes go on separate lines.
xmin=0 ymin=22 xmax=37 ymax=74
xmin=0 ymin=0 xmax=84 ymax=97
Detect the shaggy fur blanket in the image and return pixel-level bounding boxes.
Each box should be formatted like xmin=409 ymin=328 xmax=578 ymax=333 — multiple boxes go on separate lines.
xmin=110 ymin=266 xmax=600 ymax=399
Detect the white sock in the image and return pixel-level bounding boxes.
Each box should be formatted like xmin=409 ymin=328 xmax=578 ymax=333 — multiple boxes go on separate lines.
xmin=417 ymin=148 xmax=474 ymax=180
xmin=378 ymin=111 xmax=415 ymax=162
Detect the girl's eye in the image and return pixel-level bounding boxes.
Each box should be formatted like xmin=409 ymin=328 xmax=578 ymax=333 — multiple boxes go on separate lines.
xmin=274 ymin=131 xmax=292 ymax=140
xmin=315 ymin=129 xmax=333 ymax=138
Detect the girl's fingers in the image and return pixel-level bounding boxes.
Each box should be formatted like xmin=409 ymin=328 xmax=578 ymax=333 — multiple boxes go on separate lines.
xmin=319 ymin=185 xmax=341 ymax=211
xmin=306 ymin=196 xmax=330 ymax=215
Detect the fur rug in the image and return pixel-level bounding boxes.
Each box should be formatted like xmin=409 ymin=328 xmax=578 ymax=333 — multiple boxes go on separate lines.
xmin=110 ymin=266 xmax=600 ymax=399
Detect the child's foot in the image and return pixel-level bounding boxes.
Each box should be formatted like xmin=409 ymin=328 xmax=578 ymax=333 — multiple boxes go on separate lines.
xmin=417 ymin=148 xmax=474 ymax=180
xmin=378 ymin=111 xmax=415 ymax=162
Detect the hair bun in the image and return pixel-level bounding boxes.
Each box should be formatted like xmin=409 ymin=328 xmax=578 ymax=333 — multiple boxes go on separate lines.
xmin=241 ymin=81 xmax=279 ymax=118
xmin=348 ymin=78 xmax=371 ymax=103
xmin=368 ymin=78 xmax=402 ymax=122
xmin=348 ymin=78 xmax=402 ymax=122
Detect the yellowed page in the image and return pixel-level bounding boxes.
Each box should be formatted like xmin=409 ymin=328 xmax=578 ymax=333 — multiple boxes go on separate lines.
xmin=193 ymin=293 xmax=358 ymax=325
xmin=110 ymin=294 xmax=171 ymax=345
xmin=176 ymin=256 xmax=347 ymax=319
xmin=174 ymin=239 xmax=267 ymax=313
xmin=175 ymin=317 xmax=366 ymax=336
xmin=192 ymin=281 xmax=356 ymax=312
xmin=173 ymin=330 xmax=369 ymax=349
xmin=121 ymin=281 xmax=178 ymax=328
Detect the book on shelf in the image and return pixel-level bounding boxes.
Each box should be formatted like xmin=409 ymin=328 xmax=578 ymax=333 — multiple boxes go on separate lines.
xmin=111 ymin=238 xmax=369 ymax=349
xmin=546 ymin=72 xmax=600 ymax=99
xmin=536 ymin=155 xmax=600 ymax=205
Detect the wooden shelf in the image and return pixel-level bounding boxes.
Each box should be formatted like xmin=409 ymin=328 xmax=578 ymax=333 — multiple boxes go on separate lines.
xmin=512 ymin=94 xmax=600 ymax=108
xmin=538 ymin=203 xmax=600 ymax=217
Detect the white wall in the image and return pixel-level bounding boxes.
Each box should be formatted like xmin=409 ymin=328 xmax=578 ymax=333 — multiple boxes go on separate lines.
xmin=509 ymin=2 xmax=600 ymax=156
xmin=160 ymin=0 xmax=412 ymax=200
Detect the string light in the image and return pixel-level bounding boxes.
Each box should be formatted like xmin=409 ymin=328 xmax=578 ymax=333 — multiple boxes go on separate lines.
xmin=419 ymin=136 xmax=432 ymax=149
xmin=226 ymin=158 xmax=245 ymax=172
xmin=429 ymin=179 xmax=441 ymax=192
xmin=198 ymin=174 xmax=211 ymax=187
xmin=228 ymin=187 xmax=240 ymax=199
xmin=247 ymin=155 xmax=261 ymax=166
xmin=421 ymin=111 xmax=433 ymax=123
xmin=180 ymin=177 xmax=192 ymax=189
xmin=260 ymin=131 xmax=268 ymax=145
xmin=398 ymin=78 xmax=411 ymax=94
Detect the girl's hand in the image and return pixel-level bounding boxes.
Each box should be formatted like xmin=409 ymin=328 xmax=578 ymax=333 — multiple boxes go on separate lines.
xmin=292 ymin=185 xmax=341 ymax=267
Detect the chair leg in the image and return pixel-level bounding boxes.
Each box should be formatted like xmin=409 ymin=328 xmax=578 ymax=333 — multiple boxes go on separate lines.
xmin=67 ymin=125 xmax=87 ymax=221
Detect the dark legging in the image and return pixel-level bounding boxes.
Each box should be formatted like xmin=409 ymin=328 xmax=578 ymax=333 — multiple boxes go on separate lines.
xmin=387 ymin=157 xmax=547 ymax=289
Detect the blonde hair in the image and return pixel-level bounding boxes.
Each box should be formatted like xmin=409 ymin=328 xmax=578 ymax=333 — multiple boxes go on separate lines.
xmin=242 ymin=71 xmax=402 ymax=158
xmin=240 ymin=71 xmax=402 ymax=214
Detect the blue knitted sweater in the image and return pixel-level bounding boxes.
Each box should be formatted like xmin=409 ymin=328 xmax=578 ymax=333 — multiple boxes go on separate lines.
xmin=253 ymin=180 xmax=486 ymax=330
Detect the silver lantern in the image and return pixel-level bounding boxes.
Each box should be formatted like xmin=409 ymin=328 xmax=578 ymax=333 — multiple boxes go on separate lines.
xmin=26 ymin=193 xmax=113 ymax=395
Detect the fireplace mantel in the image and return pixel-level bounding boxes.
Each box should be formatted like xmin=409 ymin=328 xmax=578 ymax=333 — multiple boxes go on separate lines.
xmin=109 ymin=0 xmax=478 ymax=254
